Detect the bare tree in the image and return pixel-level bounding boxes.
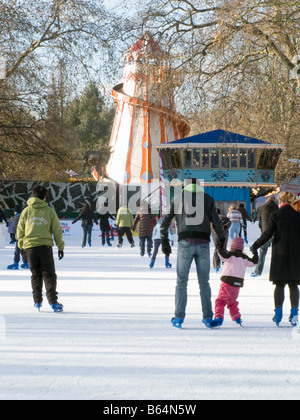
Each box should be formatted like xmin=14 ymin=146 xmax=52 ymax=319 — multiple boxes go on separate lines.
xmin=139 ymin=0 xmax=300 ymax=181
xmin=141 ymin=0 xmax=300 ymax=90
xmin=0 ymin=0 xmax=122 ymax=180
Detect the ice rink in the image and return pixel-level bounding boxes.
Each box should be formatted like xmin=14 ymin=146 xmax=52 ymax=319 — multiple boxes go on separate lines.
xmin=1 ymin=222 xmax=300 ymax=400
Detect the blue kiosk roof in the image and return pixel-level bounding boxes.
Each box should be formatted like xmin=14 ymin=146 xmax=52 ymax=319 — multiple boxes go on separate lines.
xmin=159 ymin=129 xmax=284 ymax=148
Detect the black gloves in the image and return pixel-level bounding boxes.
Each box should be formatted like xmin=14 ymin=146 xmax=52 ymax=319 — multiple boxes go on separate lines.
xmin=58 ymin=250 xmax=64 ymax=260
xmin=161 ymin=238 xmax=171 ymax=257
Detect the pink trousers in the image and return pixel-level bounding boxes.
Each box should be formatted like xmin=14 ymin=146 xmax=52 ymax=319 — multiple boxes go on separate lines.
xmin=215 ymin=282 xmax=241 ymax=321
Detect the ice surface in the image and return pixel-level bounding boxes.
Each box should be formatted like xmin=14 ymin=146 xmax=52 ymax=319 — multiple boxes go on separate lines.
xmin=1 ymin=223 xmax=300 ymax=400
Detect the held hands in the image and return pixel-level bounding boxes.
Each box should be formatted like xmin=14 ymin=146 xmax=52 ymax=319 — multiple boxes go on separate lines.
xmin=58 ymin=250 xmax=64 ymax=260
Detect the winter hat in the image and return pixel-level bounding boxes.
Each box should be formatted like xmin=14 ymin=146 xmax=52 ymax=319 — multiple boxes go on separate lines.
xmin=14 ymin=204 xmax=22 ymax=213
xmin=230 ymin=237 xmax=244 ymax=252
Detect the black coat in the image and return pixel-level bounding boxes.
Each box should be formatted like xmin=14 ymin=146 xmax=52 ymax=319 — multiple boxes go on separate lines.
xmin=98 ymin=213 xmax=114 ymax=231
xmin=257 ymin=200 xmax=278 ymax=232
xmin=161 ymin=190 xmax=225 ymax=244
xmin=72 ymin=209 xmax=97 ymax=226
xmin=252 ymin=205 xmax=300 ymax=285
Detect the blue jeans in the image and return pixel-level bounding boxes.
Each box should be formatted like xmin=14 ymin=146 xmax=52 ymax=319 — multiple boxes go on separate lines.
xmin=254 ymin=238 xmax=272 ymax=275
xmin=82 ymin=224 xmax=92 ymax=247
xmin=175 ymin=240 xmax=212 ymax=320
xmin=139 ymin=237 xmax=153 ymax=256
xmin=229 ymin=222 xmax=241 ymax=241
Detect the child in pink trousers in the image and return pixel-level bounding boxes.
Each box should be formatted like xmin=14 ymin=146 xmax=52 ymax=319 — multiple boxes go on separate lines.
xmin=211 ymin=237 xmax=258 ymax=327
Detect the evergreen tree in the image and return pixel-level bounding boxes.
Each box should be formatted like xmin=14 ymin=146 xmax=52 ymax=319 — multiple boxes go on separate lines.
xmin=69 ymin=81 xmax=114 ymax=151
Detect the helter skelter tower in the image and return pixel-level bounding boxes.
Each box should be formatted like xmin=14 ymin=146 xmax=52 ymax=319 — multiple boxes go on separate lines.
xmin=106 ymin=32 xmax=190 ymax=185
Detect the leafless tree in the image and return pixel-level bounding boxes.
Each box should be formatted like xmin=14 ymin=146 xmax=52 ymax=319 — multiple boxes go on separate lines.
xmin=0 ymin=0 xmax=122 ymax=180
xmin=139 ymin=0 xmax=300 ymax=181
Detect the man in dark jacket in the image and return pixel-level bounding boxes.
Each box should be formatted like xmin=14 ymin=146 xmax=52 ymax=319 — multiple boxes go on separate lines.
xmin=160 ymin=179 xmax=225 ymax=329
xmin=251 ymin=195 xmax=278 ymax=277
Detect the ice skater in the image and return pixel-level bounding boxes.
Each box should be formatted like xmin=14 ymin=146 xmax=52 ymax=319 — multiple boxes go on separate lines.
xmin=251 ymin=191 xmax=300 ymax=327
xmin=17 ymin=185 xmax=65 ymax=312
xmin=7 ymin=205 xmax=29 ymax=270
xmin=160 ymin=178 xmax=225 ymax=329
xmin=116 ymin=205 xmax=135 ymax=248
xmin=132 ymin=200 xmax=156 ymax=257
xmin=149 ymin=218 xmax=173 ymax=269
xmin=72 ymin=203 xmax=98 ymax=248
xmin=211 ymin=237 xmax=258 ymax=327
xmin=227 ymin=204 xmax=243 ymax=245
xmin=97 ymin=210 xmax=114 ymax=246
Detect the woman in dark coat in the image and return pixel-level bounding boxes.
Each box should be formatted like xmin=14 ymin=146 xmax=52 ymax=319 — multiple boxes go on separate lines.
xmin=132 ymin=200 xmax=156 ymax=257
xmin=72 ymin=203 xmax=98 ymax=248
xmin=251 ymin=191 xmax=300 ymax=327
xmin=97 ymin=210 xmax=114 ymax=246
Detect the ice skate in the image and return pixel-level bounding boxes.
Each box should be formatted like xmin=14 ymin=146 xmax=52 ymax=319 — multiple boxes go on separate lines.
xmin=171 ymin=317 xmax=184 ymax=329
xmin=165 ymin=257 xmax=172 ymax=269
xmin=51 ymin=302 xmax=63 ymax=313
xmin=7 ymin=262 xmax=19 ymax=270
xmin=211 ymin=318 xmax=223 ymax=327
xmin=235 ymin=318 xmax=243 ymax=326
xmin=289 ymin=307 xmax=299 ymax=327
xmin=149 ymin=259 xmax=155 ymax=269
xmin=202 ymin=318 xmax=213 ymax=329
xmin=273 ymin=307 xmax=283 ymax=327
xmin=20 ymin=262 xmax=29 ymax=269
xmin=34 ymin=303 xmax=42 ymax=312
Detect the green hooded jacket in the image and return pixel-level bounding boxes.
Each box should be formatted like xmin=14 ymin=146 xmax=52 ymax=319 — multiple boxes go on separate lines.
xmin=17 ymin=197 xmax=65 ymax=251
xmin=116 ymin=205 xmax=133 ymax=228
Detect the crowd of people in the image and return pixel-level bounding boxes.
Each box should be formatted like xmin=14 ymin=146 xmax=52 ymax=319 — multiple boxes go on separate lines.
xmin=1 ymin=181 xmax=300 ymax=329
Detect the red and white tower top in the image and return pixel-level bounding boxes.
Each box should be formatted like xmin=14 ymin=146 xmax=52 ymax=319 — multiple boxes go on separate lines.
xmin=106 ymin=32 xmax=190 ymax=184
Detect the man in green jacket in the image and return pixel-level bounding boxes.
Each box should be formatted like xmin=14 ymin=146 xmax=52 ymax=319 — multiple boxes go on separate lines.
xmin=17 ymin=185 xmax=65 ymax=312
xmin=116 ymin=205 xmax=135 ymax=248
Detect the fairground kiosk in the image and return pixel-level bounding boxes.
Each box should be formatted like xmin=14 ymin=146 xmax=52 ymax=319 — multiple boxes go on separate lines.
xmin=156 ymin=129 xmax=284 ymax=216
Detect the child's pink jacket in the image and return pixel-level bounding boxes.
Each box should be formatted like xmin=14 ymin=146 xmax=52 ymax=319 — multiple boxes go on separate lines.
xmin=217 ymin=247 xmax=258 ymax=288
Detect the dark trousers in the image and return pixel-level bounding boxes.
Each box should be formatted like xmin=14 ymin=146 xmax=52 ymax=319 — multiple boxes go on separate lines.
xmin=14 ymin=241 xmax=27 ymax=264
xmin=274 ymin=284 xmax=300 ymax=308
xmin=152 ymin=239 xmax=161 ymax=261
xmin=117 ymin=227 xmax=134 ymax=245
xmin=25 ymin=246 xmax=58 ymax=305
xmin=101 ymin=229 xmax=111 ymax=245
